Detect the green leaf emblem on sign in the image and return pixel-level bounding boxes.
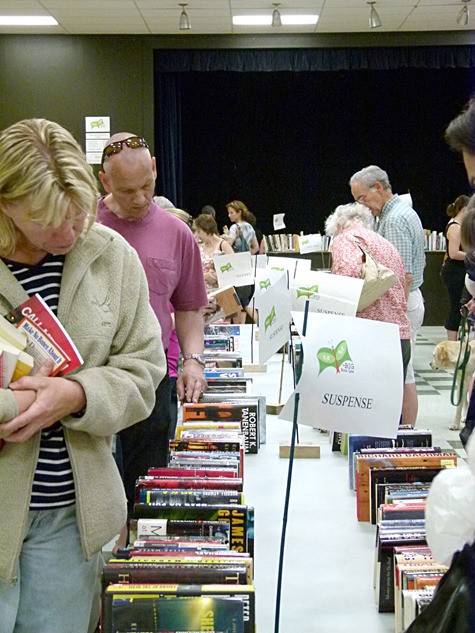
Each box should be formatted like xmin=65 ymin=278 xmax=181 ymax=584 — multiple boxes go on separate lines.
xmin=220 ymin=262 xmax=233 ymax=273
xmin=264 ymin=306 xmax=277 ymax=331
xmin=296 ymin=285 xmax=319 ymax=299
xmin=260 ymin=279 xmax=271 ymax=290
xmin=317 ymin=340 xmax=351 ymax=375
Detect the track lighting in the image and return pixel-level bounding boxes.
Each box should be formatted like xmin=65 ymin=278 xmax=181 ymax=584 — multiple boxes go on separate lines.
xmin=178 ymin=3 xmax=191 ymax=30
xmin=457 ymin=0 xmax=470 ymax=26
xmin=367 ymin=1 xmax=382 ymax=29
xmin=272 ymin=3 xmax=282 ymax=28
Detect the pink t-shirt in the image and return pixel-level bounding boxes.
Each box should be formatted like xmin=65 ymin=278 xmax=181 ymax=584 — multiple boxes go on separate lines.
xmin=97 ymin=199 xmax=208 ymax=348
xmin=331 ymin=227 xmax=411 ymax=340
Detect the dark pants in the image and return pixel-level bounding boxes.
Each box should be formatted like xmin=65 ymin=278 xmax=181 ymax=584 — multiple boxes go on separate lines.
xmin=117 ymin=375 xmax=172 ymax=516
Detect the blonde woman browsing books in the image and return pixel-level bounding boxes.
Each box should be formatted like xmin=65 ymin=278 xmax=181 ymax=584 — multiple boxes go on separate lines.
xmin=0 ymin=119 xmax=165 ymax=633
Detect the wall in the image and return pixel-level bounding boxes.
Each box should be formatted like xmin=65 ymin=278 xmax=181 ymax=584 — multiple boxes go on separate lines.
xmin=0 ymin=35 xmax=154 ymax=164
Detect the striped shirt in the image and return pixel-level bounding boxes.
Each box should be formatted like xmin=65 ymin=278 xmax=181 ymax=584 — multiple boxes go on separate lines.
xmin=3 ymin=253 xmax=75 ymax=509
xmin=377 ymin=194 xmax=426 ymax=291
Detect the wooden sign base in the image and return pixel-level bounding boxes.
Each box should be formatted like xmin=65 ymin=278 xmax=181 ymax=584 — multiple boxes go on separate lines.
xmin=242 ymin=363 xmax=267 ymax=372
xmin=266 ymin=402 xmax=284 ymax=415
xmin=279 ymin=442 xmax=320 ymax=459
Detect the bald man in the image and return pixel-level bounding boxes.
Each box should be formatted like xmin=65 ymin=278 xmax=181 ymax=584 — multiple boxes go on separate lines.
xmin=97 ymin=133 xmax=208 ymax=514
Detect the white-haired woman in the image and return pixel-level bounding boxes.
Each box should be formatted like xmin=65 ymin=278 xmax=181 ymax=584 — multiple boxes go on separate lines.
xmin=325 ymin=202 xmax=411 ymax=381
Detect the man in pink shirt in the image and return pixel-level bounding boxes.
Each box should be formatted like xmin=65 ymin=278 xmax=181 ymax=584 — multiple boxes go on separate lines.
xmin=97 ymin=133 xmax=208 ymax=514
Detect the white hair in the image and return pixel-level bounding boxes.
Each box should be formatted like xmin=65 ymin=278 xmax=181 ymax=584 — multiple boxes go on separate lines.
xmin=325 ymin=202 xmax=375 ymax=236
xmin=349 ymin=165 xmax=391 ymax=191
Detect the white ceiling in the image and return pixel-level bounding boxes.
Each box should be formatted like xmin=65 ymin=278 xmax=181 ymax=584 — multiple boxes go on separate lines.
xmin=0 ymin=0 xmax=472 ymax=35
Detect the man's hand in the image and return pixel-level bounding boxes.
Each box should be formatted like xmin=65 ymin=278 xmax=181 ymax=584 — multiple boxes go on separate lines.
xmin=1 ymin=360 xmax=86 ymax=443
xmin=177 ymin=360 xmax=207 ymax=403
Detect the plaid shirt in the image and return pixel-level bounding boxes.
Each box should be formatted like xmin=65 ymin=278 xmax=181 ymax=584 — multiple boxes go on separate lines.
xmin=376 ymin=194 xmax=425 ymax=291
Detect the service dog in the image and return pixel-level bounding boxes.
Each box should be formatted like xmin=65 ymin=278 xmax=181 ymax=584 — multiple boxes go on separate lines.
xmin=430 ymin=339 xmax=475 ymax=430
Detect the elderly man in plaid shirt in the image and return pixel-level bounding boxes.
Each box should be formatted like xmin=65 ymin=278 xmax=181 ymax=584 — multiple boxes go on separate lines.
xmin=349 ymin=165 xmax=426 ymax=427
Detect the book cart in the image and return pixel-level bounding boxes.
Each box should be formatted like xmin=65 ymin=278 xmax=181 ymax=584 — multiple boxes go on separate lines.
xmin=100 ymin=324 xmax=260 ymax=633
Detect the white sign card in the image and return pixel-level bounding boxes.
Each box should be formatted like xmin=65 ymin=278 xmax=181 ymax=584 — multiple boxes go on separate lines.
xmin=290 ymin=270 xmax=362 ymax=316
xmin=273 ymin=213 xmax=286 ymax=230
xmin=214 ymin=252 xmax=253 ymax=288
xmin=85 ymin=116 xmax=110 ymax=133
xmin=298 ymin=233 xmax=323 ymax=254
xmin=255 ymin=277 xmax=292 ymax=365
xmin=252 ymin=254 xmax=268 ymax=270
xmin=279 ymin=313 xmax=402 ymax=438
xmin=253 ymin=268 xmax=287 ymax=299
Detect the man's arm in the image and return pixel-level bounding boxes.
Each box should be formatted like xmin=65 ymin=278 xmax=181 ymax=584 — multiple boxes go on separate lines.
xmin=404 ymin=273 xmax=413 ymax=300
xmin=175 ymin=309 xmax=207 ymax=403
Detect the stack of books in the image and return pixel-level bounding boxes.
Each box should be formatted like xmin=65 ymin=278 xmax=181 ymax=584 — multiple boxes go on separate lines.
xmin=100 ymin=328 xmax=257 ymax=633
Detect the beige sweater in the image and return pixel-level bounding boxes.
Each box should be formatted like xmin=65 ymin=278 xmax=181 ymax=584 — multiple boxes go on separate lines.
xmin=0 ymin=223 xmax=165 ymax=583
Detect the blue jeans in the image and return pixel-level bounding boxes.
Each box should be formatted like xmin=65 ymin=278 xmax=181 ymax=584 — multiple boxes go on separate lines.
xmin=0 ymin=504 xmax=100 ymax=633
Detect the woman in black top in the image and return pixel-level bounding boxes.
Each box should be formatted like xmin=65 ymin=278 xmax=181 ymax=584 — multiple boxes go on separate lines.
xmin=440 ymin=194 xmax=470 ymax=339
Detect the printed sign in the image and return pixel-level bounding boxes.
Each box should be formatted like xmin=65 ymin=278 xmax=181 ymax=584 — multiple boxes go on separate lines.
xmin=290 ymin=270 xmax=362 ymax=315
xmin=214 ymin=252 xmax=254 ymax=288
xmin=279 ymin=313 xmax=402 ymax=438
xmin=273 ymin=213 xmax=286 ymax=230
xmin=255 ymin=277 xmax=292 ymax=365
xmin=298 ymin=233 xmax=323 ymax=254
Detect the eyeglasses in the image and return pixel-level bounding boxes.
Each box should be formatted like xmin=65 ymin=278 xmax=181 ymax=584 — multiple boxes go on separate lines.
xmin=101 ymin=136 xmax=149 ymax=165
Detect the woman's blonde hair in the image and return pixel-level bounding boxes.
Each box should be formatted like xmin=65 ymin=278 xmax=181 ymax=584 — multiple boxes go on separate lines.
xmin=0 ymin=118 xmax=98 ymax=255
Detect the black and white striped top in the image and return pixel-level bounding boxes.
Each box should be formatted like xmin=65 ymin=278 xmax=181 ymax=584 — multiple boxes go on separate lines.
xmin=3 ymin=253 xmax=76 ymax=509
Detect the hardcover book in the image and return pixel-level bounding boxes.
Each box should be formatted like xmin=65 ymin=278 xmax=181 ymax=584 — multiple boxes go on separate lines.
xmin=101 ymin=583 xmax=255 ymax=633
xmin=105 ymin=593 xmax=246 ymax=633
xmin=355 ymin=450 xmax=457 ymax=522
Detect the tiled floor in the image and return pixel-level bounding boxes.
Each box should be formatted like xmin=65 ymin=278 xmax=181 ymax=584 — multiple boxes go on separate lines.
xmin=244 ymin=325 xmax=466 ymax=633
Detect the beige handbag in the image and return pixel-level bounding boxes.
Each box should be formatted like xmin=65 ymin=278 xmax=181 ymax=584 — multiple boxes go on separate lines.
xmin=351 ymin=238 xmax=398 ymax=311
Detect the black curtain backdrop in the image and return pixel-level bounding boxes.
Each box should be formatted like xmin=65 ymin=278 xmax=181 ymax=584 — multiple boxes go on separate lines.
xmin=154 ymin=48 xmax=475 ymax=236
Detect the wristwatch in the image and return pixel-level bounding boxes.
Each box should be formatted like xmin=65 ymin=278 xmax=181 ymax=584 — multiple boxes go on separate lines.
xmin=182 ymin=353 xmax=206 ymax=368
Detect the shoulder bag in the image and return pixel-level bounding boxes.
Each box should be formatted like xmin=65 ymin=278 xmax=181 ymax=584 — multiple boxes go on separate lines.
xmin=349 ymin=236 xmax=399 ymax=311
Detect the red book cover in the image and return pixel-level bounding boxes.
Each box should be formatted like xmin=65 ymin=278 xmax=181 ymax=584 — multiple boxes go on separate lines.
xmin=6 ymin=293 xmax=83 ymax=376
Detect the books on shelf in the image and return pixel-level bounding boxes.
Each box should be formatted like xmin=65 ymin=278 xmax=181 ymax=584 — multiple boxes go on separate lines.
xmin=354 ymin=448 xmax=457 ymax=523
xmin=423 ymin=228 xmax=446 ymax=251
xmin=101 ymin=583 xmax=256 ymax=633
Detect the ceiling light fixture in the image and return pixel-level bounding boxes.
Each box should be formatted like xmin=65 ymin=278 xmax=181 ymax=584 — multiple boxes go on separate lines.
xmin=178 ymin=3 xmax=191 ymax=30
xmin=0 ymin=15 xmax=58 ymax=26
xmin=272 ymin=3 xmax=282 ymax=28
xmin=457 ymin=0 xmax=471 ymax=26
xmin=233 ymin=14 xmax=318 ymax=26
xmin=367 ymin=1 xmax=382 ymax=29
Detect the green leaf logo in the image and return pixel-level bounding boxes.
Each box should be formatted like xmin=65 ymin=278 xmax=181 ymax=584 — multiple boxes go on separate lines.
xmin=221 ymin=262 xmax=233 ymax=273
xmin=91 ymin=118 xmax=104 ymax=129
xmin=301 ymin=239 xmax=309 ymax=246
xmin=271 ymin=266 xmax=285 ymax=271
xmin=296 ymin=285 xmax=319 ymax=299
xmin=260 ymin=279 xmax=271 ymax=290
xmin=264 ymin=306 xmax=277 ymax=331
xmin=317 ymin=340 xmax=352 ymax=375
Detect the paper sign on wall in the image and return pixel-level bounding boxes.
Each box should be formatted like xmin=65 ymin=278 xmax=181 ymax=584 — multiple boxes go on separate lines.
xmin=273 ymin=214 xmax=286 ymax=230
xmin=279 ymin=313 xmax=402 ymax=438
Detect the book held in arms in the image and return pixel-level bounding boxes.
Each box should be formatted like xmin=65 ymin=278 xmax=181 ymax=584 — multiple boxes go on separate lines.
xmin=4 ymin=293 xmax=83 ymax=376
xmin=0 ymin=316 xmax=34 ymax=387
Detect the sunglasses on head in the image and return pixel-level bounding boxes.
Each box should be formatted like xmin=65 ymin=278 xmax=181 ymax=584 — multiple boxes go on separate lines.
xmin=101 ymin=136 xmax=149 ymax=165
